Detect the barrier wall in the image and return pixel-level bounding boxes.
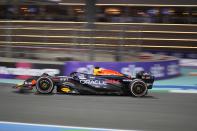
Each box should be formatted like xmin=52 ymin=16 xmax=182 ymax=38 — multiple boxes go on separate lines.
xmin=0 ymin=59 xmax=180 ymax=80
xmin=64 ymin=60 xmax=180 ymax=80
xmin=0 ymin=62 xmax=64 ymax=79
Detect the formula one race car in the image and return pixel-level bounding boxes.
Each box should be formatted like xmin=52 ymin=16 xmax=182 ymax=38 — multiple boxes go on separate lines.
xmin=13 ymin=67 xmax=154 ymax=97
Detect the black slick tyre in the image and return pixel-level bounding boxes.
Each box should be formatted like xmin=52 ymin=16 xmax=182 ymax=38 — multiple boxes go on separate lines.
xmin=36 ymin=77 xmax=54 ymax=94
xmin=129 ymin=79 xmax=148 ymax=97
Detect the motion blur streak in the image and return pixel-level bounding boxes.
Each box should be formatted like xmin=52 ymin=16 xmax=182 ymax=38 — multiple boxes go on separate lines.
xmin=58 ymin=3 xmax=197 ymax=7
xmin=1 ymin=35 xmax=197 ymax=42
xmin=1 ymin=20 xmax=197 ymax=26
xmin=96 ymin=4 xmax=197 ymax=7
xmin=1 ymin=27 xmax=197 ymax=34
xmin=0 ymin=41 xmax=196 ymax=49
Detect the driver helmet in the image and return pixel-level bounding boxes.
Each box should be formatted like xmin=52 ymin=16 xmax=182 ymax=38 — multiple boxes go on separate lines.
xmin=93 ymin=66 xmax=102 ymax=75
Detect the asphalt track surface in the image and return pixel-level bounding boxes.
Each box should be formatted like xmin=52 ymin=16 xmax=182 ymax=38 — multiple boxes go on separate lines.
xmin=0 ymin=83 xmax=197 ymax=131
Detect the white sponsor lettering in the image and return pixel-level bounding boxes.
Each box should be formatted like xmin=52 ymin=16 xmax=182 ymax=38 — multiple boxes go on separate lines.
xmin=78 ymin=74 xmax=86 ymax=79
xmin=121 ymin=65 xmax=144 ymax=77
xmin=76 ymin=65 xmax=94 ymax=74
xmin=167 ymin=63 xmax=179 ymax=75
xmin=80 ymin=80 xmax=106 ymax=85
xmin=59 ymin=77 xmax=69 ymax=81
xmin=150 ymin=64 xmax=165 ymax=78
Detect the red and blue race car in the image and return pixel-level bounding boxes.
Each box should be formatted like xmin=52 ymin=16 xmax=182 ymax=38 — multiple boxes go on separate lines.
xmin=13 ymin=67 xmax=154 ymax=97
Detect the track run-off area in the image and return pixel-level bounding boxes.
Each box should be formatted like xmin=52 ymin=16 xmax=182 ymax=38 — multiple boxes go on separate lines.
xmin=0 ymin=83 xmax=197 ymax=131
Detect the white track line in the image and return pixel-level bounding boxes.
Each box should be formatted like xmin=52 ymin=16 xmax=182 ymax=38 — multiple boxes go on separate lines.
xmin=170 ymin=89 xmax=197 ymax=94
xmin=0 ymin=121 xmax=139 ymax=131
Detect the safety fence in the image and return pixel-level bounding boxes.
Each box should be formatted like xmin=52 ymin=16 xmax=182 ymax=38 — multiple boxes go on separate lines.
xmin=0 ymin=20 xmax=197 ymax=61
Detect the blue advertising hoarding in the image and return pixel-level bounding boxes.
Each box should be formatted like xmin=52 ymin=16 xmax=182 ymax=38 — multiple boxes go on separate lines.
xmin=0 ymin=59 xmax=180 ymax=80
xmin=64 ymin=59 xmax=180 ymax=80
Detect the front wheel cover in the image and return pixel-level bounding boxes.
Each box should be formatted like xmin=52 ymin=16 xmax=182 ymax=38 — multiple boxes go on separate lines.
xmin=36 ymin=77 xmax=54 ymax=94
xmin=130 ymin=79 xmax=148 ymax=97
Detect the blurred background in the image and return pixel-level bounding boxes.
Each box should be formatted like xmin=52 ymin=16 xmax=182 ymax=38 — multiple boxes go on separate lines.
xmin=0 ymin=1 xmax=197 ymax=131
xmin=0 ymin=0 xmax=196 ymax=62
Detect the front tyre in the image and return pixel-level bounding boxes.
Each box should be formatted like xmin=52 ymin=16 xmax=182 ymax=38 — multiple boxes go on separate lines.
xmin=36 ymin=77 xmax=54 ymax=94
xmin=129 ymin=79 xmax=148 ymax=97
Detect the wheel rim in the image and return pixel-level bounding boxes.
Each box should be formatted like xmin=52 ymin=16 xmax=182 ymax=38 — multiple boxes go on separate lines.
xmin=133 ymin=84 xmax=145 ymax=95
xmin=38 ymin=79 xmax=51 ymax=91
xmin=131 ymin=81 xmax=147 ymax=97
xmin=36 ymin=77 xmax=54 ymax=93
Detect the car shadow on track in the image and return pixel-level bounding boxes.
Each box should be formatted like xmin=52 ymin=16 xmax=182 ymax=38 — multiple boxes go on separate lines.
xmin=56 ymin=93 xmax=159 ymax=99
xmin=12 ymin=90 xmax=158 ymax=99
xmin=12 ymin=90 xmax=31 ymax=94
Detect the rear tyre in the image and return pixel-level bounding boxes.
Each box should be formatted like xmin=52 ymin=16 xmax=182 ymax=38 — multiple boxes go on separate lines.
xmin=36 ymin=77 xmax=54 ymax=94
xmin=129 ymin=79 xmax=148 ymax=97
